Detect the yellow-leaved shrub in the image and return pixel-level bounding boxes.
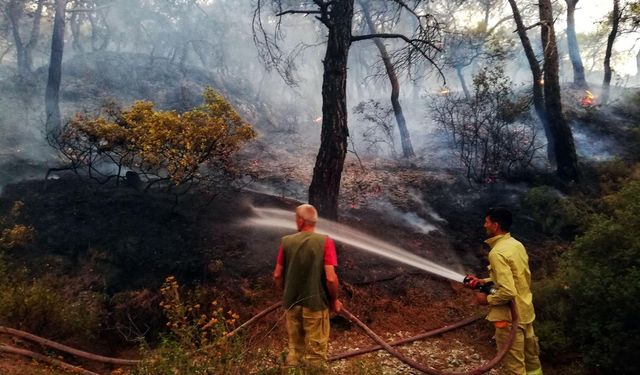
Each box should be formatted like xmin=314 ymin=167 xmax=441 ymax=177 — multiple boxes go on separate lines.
xmin=55 ymin=88 xmax=256 ymax=192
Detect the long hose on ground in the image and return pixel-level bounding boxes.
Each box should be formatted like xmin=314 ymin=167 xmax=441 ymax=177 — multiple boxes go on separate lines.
xmin=0 ymin=326 xmax=139 ymax=366
xmin=339 ymin=302 xmax=518 ymax=375
xmin=0 ymin=301 xmax=518 ymax=374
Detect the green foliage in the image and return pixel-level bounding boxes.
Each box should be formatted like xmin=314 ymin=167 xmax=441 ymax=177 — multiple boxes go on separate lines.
xmin=133 ymin=276 xmax=249 ymax=375
xmin=537 ymin=177 xmax=640 ymax=374
xmin=0 ymin=278 xmax=104 ymax=341
xmin=54 ymin=88 xmax=256 ymax=192
xmin=594 ymin=160 xmax=637 ymax=196
xmin=0 ymin=202 xmax=104 ymax=343
xmin=533 ymin=276 xmax=573 ymax=356
xmin=523 ymin=186 xmax=588 ymax=238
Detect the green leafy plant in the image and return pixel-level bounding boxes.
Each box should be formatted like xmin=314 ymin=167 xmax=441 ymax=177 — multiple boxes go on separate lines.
xmin=523 ymin=186 xmax=589 ymax=238
xmin=0 ymin=202 xmax=104 ymax=344
xmin=133 ymin=276 xmax=248 ymax=375
xmin=563 ymin=180 xmax=640 ymax=374
xmin=536 ymin=176 xmax=640 ymax=374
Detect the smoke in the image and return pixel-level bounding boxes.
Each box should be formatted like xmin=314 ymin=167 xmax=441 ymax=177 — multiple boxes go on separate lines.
xmin=571 ymin=122 xmax=618 ymax=161
xmin=1 ymin=0 xmax=638 ymax=195
xmin=407 ymin=189 xmax=447 ymax=223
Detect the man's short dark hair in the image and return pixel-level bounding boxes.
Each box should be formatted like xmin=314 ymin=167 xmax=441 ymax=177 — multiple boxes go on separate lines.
xmin=486 ymin=207 xmax=512 ymax=232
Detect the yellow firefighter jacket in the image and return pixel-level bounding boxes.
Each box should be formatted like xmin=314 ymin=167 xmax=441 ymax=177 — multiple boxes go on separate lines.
xmin=483 ymin=233 xmax=536 ymax=325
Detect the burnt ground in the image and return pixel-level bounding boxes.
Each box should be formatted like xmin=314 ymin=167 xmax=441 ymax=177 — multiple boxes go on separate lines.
xmin=0 ymin=154 xmax=557 ymax=374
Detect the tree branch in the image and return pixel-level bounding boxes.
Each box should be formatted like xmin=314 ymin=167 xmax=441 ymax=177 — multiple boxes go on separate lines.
xmin=486 ymin=15 xmax=513 ymax=35
xmin=351 ymin=32 xmax=441 ymax=51
xmin=389 ymin=0 xmax=419 ymax=15
xmin=352 ymin=32 xmax=445 ymax=83
xmin=516 ymin=21 xmax=544 ymax=33
xmin=276 ymin=9 xmax=322 ymax=16
xmin=67 ymin=4 xmax=114 ymax=13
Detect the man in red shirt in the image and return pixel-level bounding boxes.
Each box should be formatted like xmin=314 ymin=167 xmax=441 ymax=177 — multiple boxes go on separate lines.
xmin=273 ymin=204 xmax=342 ymax=372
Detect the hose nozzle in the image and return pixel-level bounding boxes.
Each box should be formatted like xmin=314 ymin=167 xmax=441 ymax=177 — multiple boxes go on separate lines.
xmin=463 ymin=274 xmax=497 ymax=295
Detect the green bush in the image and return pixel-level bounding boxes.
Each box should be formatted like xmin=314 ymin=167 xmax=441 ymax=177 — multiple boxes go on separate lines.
xmin=0 ymin=202 xmax=104 ymax=344
xmin=523 ymin=186 xmax=588 ymax=238
xmin=594 ymin=160 xmax=638 ymax=196
xmin=0 ymin=276 xmax=105 ymax=342
xmin=533 ymin=276 xmax=572 ymax=356
xmin=537 ymin=178 xmax=640 ymax=374
xmin=563 ymin=180 xmax=640 ymax=374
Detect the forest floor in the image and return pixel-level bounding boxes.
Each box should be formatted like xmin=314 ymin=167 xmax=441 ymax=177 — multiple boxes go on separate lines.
xmin=0 ymin=148 xmax=558 ymax=374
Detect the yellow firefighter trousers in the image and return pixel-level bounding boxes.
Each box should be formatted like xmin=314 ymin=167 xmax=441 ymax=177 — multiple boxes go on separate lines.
xmin=285 ymin=305 xmax=330 ymax=373
xmin=494 ymin=323 xmax=543 ymax=375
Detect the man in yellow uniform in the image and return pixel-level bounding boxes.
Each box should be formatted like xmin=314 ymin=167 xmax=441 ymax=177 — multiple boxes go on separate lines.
xmin=466 ymin=207 xmax=543 ymax=375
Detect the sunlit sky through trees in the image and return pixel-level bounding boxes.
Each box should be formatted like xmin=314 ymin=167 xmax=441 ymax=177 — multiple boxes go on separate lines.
xmin=456 ymin=1 xmax=639 ymax=75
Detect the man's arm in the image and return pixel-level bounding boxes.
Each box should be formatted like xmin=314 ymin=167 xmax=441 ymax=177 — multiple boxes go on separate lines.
xmin=486 ymin=252 xmax=517 ymax=305
xmin=324 ymin=265 xmax=342 ymax=313
xmin=273 ymin=264 xmax=284 ymax=291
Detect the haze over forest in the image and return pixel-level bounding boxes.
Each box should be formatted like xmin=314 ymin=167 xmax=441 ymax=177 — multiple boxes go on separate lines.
xmin=0 ymin=1 xmax=639 ymax=374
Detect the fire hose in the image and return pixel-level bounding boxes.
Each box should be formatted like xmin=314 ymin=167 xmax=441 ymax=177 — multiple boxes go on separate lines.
xmin=0 ymin=299 xmax=517 ymax=375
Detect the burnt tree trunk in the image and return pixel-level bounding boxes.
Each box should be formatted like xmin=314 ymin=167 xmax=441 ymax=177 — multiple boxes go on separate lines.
xmin=539 ymin=0 xmax=580 ymax=181
xmin=602 ymin=0 xmax=621 ymax=105
xmin=308 ymin=0 xmax=354 ymax=219
xmin=7 ymin=0 xmax=45 ymax=80
xmin=360 ymin=1 xmax=414 ymax=158
xmin=45 ymin=0 xmax=66 ymax=136
xmin=70 ymin=10 xmax=84 ymax=53
xmin=90 ymin=12 xmax=109 ymax=51
xmin=507 ymin=0 xmax=555 ymax=165
xmin=565 ymin=0 xmax=588 ymax=88
xmin=636 ymin=49 xmax=640 ymax=79
xmin=455 ymin=66 xmax=471 ymax=101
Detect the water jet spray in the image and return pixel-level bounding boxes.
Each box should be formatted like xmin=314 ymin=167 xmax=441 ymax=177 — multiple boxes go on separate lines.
xmin=247 ymin=206 xmax=467 ymax=283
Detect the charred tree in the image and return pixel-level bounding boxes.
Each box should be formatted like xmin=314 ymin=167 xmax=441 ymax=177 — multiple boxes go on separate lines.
xmin=254 ymin=0 xmax=441 ymax=218
xmin=89 ymin=11 xmax=109 ymax=51
xmin=69 ymin=9 xmax=84 ymax=53
xmin=455 ymin=65 xmax=471 ymax=100
xmin=438 ymin=2 xmax=512 ymax=102
xmin=67 ymin=2 xmax=111 ymax=53
xmin=602 ymin=0 xmax=621 ymax=105
xmin=507 ymin=0 xmax=555 ymax=165
xmin=359 ymin=0 xmax=414 ymax=158
xmin=45 ymin=0 xmax=66 ymax=136
xmin=6 ymin=0 xmax=45 ymax=80
xmin=539 ymin=0 xmax=580 ymax=181
xmin=637 ymin=49 xmax=640 ymax=78
xmin=565 ymin=0 xmax=588 ymax=88
xmin=307 ymin=1 xmax=354 ymax=219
